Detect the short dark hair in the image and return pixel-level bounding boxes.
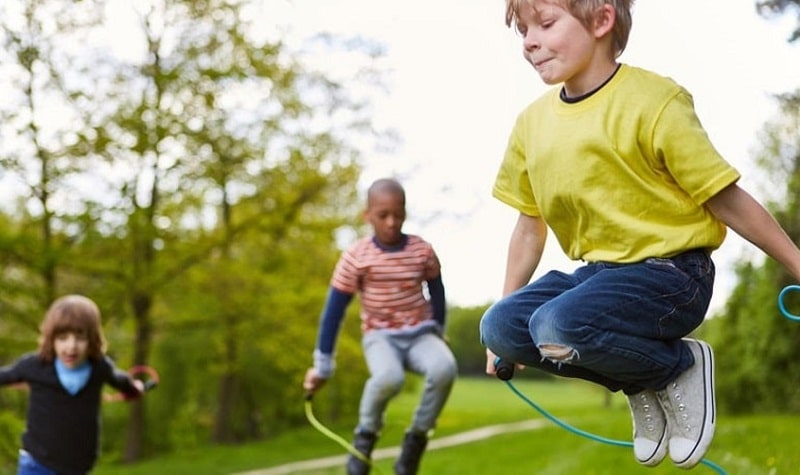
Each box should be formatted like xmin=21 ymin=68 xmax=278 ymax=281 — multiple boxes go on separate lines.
xmin=367 ymin=178 xmax=406 ymax=207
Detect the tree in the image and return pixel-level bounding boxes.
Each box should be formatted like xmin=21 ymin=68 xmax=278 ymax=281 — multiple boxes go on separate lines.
xmin=0 ymin=0 xmax=390 ymax=464
xmin=0 ymin=0 xmax=106 ymax=335
xmin=63 ymin=0 xmax=387 ymax=458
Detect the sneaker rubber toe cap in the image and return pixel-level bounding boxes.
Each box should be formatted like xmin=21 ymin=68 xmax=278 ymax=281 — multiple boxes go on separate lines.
xmin=633 ymin=435 xmax=668 ymax=466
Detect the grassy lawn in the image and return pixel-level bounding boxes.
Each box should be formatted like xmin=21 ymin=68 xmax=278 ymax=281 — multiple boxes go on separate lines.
xmin=88 ymin=376 xmax=798 ymax=475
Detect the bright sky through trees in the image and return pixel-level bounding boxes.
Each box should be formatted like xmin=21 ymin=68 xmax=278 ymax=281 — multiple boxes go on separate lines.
xmin=2 ymin=0 xmax=798 ymax=310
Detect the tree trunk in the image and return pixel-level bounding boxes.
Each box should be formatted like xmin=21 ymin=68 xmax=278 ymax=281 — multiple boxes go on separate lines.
xmin=213 ymin=372 xmax=237 ymax=443
xmin=123 ymin=292 xmax=153 ymax=463
xmin=212 ymin=318 xmax=238 ymax=443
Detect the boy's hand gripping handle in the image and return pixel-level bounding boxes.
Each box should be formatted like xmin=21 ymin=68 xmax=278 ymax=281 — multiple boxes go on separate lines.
xmin=494 ymin=357 xmax=515 ymax=381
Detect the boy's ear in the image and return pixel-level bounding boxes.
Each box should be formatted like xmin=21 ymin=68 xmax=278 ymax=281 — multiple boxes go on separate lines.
xmin=593 ymin=4 xmax=616 ymax=39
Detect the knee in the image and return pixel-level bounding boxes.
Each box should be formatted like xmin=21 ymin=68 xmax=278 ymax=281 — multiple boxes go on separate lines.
xmin=538 ymin=343 xmax=578 ymax=363
xmin=371 ymin=370 xmax=405 ymax=395
xmin=529 ymin=308 xmax=582 ymax=364
xmin=479 ymin=304 xmax=503 ymax=348
xmin=427 ymin=359 xmax=458 ymax=386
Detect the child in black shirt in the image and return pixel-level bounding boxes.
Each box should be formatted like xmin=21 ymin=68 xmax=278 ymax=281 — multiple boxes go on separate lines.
xmin=0 ymin=295 xmax=144 ymax=475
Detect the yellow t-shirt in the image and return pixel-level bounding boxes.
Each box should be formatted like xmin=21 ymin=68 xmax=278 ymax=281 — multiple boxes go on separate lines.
xmin=493 ymin=64 xmax=741 ymax=263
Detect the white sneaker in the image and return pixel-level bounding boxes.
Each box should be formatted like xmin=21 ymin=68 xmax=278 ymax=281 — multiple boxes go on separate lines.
xmin=657 ymin=338 xmax=715 ymax=469
xmin=627 ymin=389 xmax=668 ymax=466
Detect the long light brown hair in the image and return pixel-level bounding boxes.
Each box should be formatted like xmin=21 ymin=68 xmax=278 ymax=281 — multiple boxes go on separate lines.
xmin=37 ymin=295 xmax=107 ymax=363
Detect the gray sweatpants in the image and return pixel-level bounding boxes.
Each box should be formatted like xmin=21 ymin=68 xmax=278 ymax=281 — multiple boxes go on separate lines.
xmin=357 ymin=326 xmax=457 ymax=434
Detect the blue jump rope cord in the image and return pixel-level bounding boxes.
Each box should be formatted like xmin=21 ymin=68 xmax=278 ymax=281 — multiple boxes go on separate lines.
xmin=778 ymin=285 xmax=800 ymax=321
xmin=500 ymin=286 xmax=800 ymax=475
xmin=502 ymin=379 xmax=727 ymax=474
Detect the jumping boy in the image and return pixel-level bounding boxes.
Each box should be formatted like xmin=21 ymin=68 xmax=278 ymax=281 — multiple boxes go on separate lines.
xmin=480 ymin=0 xmax=800 ymax=469
xmin=304 ymin=178 xmax=457 ymax=475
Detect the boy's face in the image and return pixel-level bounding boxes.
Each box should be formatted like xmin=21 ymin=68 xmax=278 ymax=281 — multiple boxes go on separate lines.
xmin=364 ymin=190 xmax=406 ymax=247
xmin=54 ymin=331 xmax=90 ymax=369
xmin=515 ymin=1 xmax=604 ymax=92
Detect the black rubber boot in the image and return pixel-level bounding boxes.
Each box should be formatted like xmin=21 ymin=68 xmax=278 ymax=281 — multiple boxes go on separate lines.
xmin=393 ymin=431 xmax=428 ymax=475
xmin=346 ymin=430 xmax=378 ymax=475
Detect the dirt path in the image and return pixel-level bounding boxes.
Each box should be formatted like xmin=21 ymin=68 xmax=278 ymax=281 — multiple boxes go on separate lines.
xmin=232 ymin=419 xmax=547 ymax=475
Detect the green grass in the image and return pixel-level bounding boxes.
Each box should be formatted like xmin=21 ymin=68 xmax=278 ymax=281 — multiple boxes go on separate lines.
xmin=89 ymin=376 xmax=798 ymax=474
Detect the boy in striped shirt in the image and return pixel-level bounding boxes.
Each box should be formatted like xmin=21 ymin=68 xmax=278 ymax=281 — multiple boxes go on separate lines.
xmin=304 ymin=178 xmax=457 ymax=475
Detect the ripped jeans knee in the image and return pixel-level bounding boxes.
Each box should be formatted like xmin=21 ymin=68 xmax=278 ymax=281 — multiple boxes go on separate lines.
xmin=538 ymin=343 xmax=579 ymax=364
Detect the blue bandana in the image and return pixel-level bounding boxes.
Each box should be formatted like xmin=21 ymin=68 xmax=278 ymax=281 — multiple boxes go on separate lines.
xmin=55 ymin=359 xmax=92 ymax=395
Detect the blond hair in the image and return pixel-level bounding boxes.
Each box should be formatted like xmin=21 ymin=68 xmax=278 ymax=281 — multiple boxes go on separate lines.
xmin=37 ymin=295 xmax=107 ymax=363
xmin=505 ymin=0 xmax=634 ymax=57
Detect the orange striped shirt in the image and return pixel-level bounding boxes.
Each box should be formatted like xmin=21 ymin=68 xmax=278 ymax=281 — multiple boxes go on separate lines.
xmin=331 ymin=235 xmax=441 ymax=332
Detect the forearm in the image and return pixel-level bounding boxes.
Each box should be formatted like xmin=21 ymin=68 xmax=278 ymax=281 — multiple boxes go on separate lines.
xmin=0 ymin=369 xmax=21 ymax=386
xmin=502 ymin=213 xmax=547 ymax=296
xmin=104 ymin=359 xmax=142 ymax=397
xmin=0 ymin=358 xmax=26 ymax=385
xmin=427 ymin=275 xmax=446 ymax=327
xmin=313 ymin=287 xmax=353 ymax=377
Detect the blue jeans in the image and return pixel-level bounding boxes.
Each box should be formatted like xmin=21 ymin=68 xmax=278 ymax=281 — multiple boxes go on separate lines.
xmin=17 ymin=451 xmax=60 ymax=475
xmin=357 ymin=325 xmax=457 ymax=434
xmin=480 ymin=249 xmax=714 ymax=394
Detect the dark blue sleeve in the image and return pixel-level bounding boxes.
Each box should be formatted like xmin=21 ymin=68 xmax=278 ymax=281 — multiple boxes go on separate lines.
xmin=101 ymin=356 xmax=141 ymax=397
xmin=0 ymin=355 xmax=28 ymax=385
xmin=427 ymin=275 xmax=446 ymax=327
xmin=316 ymin=287 xmax=354 ymax=354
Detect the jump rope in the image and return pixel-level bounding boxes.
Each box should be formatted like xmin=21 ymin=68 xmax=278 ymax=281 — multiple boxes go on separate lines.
xmin=305 ymin=286 xmax=800 ymax=473
xmin=104 ymin=365 xmax=160 ymax=401
xmin=304 ymin=393 xmax=379 ymax=470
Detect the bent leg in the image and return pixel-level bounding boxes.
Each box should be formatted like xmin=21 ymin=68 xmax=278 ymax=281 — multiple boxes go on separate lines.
xmin=479 ymin=270 xmax=618 ymax=386
xmin=480 ymin=269 xmax=574 ymax=364
xmin=357 ymin=331 xmax=406 ymax=433
xmin=529 ymin=253 xmax=714 ymax=392
xmin=405 ymin=333 xmax=457 ymax=433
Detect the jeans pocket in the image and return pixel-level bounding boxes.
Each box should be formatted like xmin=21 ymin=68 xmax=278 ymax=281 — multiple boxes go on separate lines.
xmin=642 ymin=259 xmax=713 ymax=338
xmin=644 ymin=257 xmax=677 ymax=269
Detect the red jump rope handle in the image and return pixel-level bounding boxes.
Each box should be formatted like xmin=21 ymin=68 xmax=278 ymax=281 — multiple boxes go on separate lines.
xmin=128 ymin=365 xmax=160 ymax=392
xmin=106 ymin=365 xmax=159 ymax=402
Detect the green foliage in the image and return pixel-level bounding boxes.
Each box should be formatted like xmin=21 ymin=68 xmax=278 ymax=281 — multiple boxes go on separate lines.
xmin=0 ymin=410 xmax=24 ymax=471
xmin=446 ymin=305 xmax=490 ymax=376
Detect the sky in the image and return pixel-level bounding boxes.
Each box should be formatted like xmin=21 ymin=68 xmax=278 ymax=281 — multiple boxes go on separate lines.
xmin=267 ymin=0 xmax=800 ymax=311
